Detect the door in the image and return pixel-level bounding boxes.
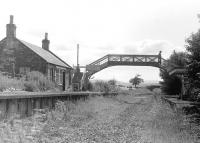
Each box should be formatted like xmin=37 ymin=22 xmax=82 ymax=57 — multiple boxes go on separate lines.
xmin=62 ymin=71 xmax=66 ymax=91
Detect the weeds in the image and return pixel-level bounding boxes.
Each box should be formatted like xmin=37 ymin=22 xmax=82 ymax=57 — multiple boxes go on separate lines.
xmin=0 ymin=73 xmax=25 ymax=91
xmin=0 ymin=71 xmax=59 ymax=92
xmin=24 ymin=71 xmax=58 ymax=92
xmin=140 ymin=95 xmax=200 ymax=143
xmin=0 ymin=92 xmax=199 ymax=142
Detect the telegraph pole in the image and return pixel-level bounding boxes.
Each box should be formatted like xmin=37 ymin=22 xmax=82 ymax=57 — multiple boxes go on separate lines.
xmin=77 ymin=44 xmax=79 ymax=67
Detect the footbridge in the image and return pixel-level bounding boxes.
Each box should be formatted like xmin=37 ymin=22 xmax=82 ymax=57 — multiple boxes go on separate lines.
xmin=73 ymin=52 xmax=180 ymax=91
xmin=86 ymin=52 xmax=166 ymax=78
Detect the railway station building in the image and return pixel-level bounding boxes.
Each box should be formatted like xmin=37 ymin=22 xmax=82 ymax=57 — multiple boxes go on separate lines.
xmin=0 ymin=15 xmax=72 ymax=90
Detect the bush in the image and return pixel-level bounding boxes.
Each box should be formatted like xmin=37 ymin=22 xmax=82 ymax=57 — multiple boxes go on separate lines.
xmin=86 ymin=81 xmax=93 ymax=91
xmin=92 ymin=80 xmax=119 ymax=93
xmin=24 ymin=71 xmax=58 ymax=92
xmin=92 ymin=80 xmax=110 ymax=92
xmin=108 ymin=79 xmax=116 ymax=86
xmin=82 ymin=81 xmax=93 ymax=91
xmin=145 ymin=85 xmax=161 ymax=91
xmin=24 ymin=81 xmax=39 ymax=92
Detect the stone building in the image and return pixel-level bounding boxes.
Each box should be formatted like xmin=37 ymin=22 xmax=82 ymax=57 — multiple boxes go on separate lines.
xmin=0 ymin=15 xmax=72 ymax=90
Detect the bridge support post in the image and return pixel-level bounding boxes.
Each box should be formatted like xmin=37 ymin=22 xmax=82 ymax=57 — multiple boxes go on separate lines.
xmin=158 ymin=51 xmax=162 ymax=65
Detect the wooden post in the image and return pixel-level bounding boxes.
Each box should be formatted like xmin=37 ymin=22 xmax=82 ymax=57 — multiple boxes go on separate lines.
xmin=19 ymin=99 xmax=28 ymax=117
xmin=7 ymin=99 xmax=18 ymax=117
xmin=0 ymin=100 xmax=7 ymax=118
xmin=181 ymin=74 xmax=185 ymax=100
xmin=48 ymin=97 xmax=53 ymax=109
xmin=27 ymin=98 xmax=33 ymax=116
xmin=35 ymin=98 xmax=41 ymax=109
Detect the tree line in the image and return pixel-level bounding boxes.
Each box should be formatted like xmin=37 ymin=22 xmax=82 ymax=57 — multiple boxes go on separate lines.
xmin=160 ymin=16 xmax=200 ymax=101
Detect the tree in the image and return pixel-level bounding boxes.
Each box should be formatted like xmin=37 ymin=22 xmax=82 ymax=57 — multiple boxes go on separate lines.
xmin=185 ymin=29 xmax=200 ymax=88
xmin=168 ymin=50 xmax=187 ymax=67
xmin=184 ymin=27 xmax=200 ymax=100
xmin=160 ymin=70 xmax=182 ymax=95
xmin=129 ymin=74 xmax=144 ymax=88
xmin=160 ymin=51 xmax=187 ymax=95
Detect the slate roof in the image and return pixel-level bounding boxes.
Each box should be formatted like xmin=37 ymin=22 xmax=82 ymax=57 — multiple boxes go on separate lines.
xmin=19 ymin=40 xmax=72 ymax=68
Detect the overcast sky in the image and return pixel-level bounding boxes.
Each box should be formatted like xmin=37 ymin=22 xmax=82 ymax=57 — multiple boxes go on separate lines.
xmin=0 ymin=0 xmax=200 ymax=82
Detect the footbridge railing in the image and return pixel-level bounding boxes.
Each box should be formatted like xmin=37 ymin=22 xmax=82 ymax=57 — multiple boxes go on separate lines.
xmin=86 ymin=53 xmax=165 ymax=78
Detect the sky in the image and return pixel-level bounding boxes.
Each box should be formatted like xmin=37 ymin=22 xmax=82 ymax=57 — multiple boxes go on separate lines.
xmin=0 ymin=0 xmax=199 ymax=82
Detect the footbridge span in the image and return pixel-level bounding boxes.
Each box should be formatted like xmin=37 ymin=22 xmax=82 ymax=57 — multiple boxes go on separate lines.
xmin=86 ymin=52 xmax=165 ymax=78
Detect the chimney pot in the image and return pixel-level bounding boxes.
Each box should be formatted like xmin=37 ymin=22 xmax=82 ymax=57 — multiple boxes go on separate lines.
xmin=45 ymin=33 xmax=48 ymax=39
xmin=10 ymin=15 xmax=14 ymax=24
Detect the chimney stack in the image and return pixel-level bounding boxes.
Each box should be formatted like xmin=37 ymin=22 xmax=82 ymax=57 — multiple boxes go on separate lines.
xmin=42 ymin=33 xmax=50 ymax=50
xmin=6 ymin=15 xmax=16 ymax=38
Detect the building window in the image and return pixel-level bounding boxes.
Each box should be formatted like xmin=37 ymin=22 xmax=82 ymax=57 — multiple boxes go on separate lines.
xmin=47 ymin=68 xmax=50 ymax=80
xmin=19 ymin=67 xmax=30 ymax=74
xmin=59 ymin=69 xmax=63 ymax=85
xmin=54 ymin=68 xmax=63 ymax=85
xmin=55 ymin=68 xmax=59 ymax=84
xmin=48 ymin=68 xmax=54 ymax=82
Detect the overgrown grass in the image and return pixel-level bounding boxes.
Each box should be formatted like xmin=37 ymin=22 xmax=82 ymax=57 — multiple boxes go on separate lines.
xmin=0 ymin=73 xmax=25 ymax=91
xmin=0 ymin=92 xmax=199 ymax=142
xmin=0 ymin=96 xmax=100 ymax=142
xmin=24 ymin=71 xmax=58 ymax=92
xmin=0 ymin=71 xmax=59 ymax=92
xmin=140 ymin=95 xmax=200 ymax=143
